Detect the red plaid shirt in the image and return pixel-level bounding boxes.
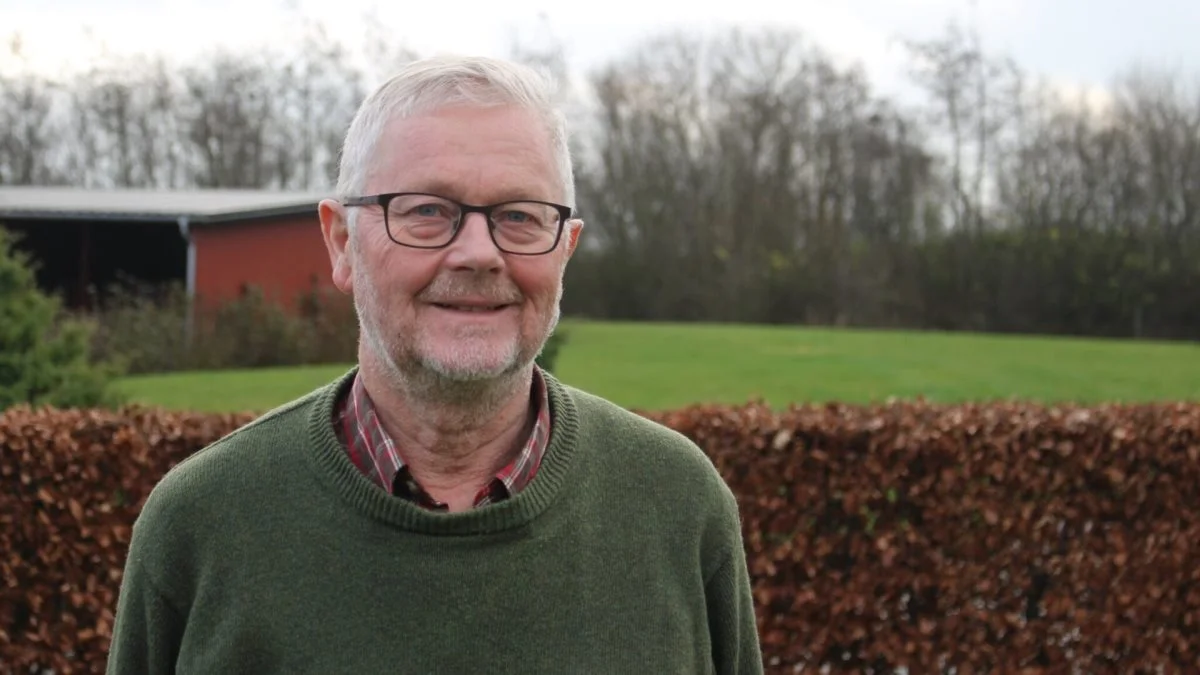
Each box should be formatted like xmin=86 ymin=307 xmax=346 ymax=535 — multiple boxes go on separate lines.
xmin=333 ymin=369 xmax=551 ymax=510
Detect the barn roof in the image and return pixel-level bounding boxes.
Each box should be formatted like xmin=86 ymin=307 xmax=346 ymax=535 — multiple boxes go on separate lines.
xmin=0 ymin=187 xmax=331 ymax=224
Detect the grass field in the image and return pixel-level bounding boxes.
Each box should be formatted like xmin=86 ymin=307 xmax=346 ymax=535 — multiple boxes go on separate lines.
xmin=114 ymin=319 xmax=1200 ymax=413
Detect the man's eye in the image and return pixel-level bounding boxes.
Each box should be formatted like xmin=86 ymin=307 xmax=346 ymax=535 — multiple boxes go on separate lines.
xmin=500 ymin=210 xmax=529 ymax=222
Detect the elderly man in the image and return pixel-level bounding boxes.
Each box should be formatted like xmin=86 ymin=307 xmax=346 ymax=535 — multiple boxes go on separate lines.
xmin=106 ymin=55 xmax=762 ymax=674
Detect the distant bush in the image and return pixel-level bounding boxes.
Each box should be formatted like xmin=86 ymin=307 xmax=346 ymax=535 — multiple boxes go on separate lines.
xmin=86 ymin=279 xmax=359 ymax=374
xmin=0 ymin=227 xmax=124 ymax=410
xmin=294 ymin=282 xmax=361 ymax=364
xmin=85 ymin=279 xmax=192 ymax=374
xmin=535 ymin=326 xmax=568 ymax=374
xmin=201 ymin=285 xmax=314 ymax=368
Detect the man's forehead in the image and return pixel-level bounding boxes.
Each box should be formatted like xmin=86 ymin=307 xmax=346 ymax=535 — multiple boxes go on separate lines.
xmin=365 ymin=109 xmax=561 ymax=199
xmin=382 ymin=104 xmax=548 ymax=139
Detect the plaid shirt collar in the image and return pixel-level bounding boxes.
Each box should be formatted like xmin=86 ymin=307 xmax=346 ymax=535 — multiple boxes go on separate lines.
xmin=334 ymin=368 xmax=552 ymax=510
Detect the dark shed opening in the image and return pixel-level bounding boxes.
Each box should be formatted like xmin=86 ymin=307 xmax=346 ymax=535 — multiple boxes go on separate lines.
xmin=1 ymin=218 xmax=186 ymax=310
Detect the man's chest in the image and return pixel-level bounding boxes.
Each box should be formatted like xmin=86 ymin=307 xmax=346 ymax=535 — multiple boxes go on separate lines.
xmin=174 ymin=525 xmax=714 ymax=674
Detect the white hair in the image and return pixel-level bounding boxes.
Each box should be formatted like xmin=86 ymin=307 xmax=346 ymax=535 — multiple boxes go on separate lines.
xmin=335 ymin=54 xmax=575 ymax=226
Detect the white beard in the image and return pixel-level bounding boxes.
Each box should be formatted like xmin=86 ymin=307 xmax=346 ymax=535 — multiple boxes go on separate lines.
xmin=349 ymin=251 xmax=562 ymax=395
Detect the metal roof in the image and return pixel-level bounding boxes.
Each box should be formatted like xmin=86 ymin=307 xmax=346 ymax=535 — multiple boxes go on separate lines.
xmin=0 ymin=187 xmax=331 ymax=224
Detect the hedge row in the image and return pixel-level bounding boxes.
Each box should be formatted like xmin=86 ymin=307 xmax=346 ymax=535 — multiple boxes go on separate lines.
xmin=642 ymin=400 xmax=1200 ymax=673
xmin=3 ymin=399 xmax=1199 ymax=673
xmin=0 ymin=406 xmax=256 ymax=675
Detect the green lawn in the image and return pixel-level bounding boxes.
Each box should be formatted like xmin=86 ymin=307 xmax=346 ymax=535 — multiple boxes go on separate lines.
xmin=115 ymin=319 xmax=1199 ymax=413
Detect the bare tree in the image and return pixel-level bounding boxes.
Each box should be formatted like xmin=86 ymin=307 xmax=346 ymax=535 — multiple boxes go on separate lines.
xmin=62 ymin=56 xmax=183 ymax=188
xmin=569 ymin=27 xmax=934 ymax=326
xmin=0 ymin=36 xmax=62 ymax=185
xmin=903 ymin=20 xmax=1017 ymax=233
xmin=1 ymin=17 xmax=1195 ymax=339
xmin=268 ymin=18 xmax=369 ymax=189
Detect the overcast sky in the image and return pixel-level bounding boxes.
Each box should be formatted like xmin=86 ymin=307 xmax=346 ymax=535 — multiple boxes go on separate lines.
xmin=5 ymin=0 xmax=1199 ymax=104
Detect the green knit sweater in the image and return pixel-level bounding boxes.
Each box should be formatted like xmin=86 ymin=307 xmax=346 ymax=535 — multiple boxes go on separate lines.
xmin=106 ymin=369 xmax=763 ymax=674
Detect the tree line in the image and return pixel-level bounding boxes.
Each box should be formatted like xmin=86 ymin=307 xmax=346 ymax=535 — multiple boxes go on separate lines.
xmin=2 ymin=20 xmax=1197 ymax=340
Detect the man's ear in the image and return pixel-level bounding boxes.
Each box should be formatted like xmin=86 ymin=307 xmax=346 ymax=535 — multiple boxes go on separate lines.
xmin=565 ymin=219 xmax=584 ymax=258
xmin=319 ymin=199 xmax=354 ymax=294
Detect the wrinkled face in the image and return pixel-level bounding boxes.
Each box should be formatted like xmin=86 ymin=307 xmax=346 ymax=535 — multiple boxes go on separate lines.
xmin=320 ymin=104 xmax=581 ymax=386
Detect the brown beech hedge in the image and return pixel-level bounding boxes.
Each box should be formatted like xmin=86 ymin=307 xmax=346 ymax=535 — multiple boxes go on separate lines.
xmin=3 ymin=399 xmax=1199 ymax=673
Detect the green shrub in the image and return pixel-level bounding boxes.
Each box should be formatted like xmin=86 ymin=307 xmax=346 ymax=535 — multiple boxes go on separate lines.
xmin=86 ymin=277 xmax=193 ymax=373
xmin=536 ymin=327 xmax=568 ymax=374
xmin=88 ymin=279 xmax=360 ymax=374
xmin=201 ymin=285 xmax=312 ymax=368
xmin=0 ymin=227 xmax=123 ymax=410
xmin=294 ymin=281 xmax=360 ymax=364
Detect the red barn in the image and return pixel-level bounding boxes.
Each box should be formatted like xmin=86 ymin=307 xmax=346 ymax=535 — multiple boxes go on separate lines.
xmin=0 ymin=187 xmax=338 ymax=312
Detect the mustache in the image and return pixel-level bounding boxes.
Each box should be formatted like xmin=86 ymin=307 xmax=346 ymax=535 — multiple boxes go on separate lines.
xmin=417 ymin=274 xmax=524 ymax=304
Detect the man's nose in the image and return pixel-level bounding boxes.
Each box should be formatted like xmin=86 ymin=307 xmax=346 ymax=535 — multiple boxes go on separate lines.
xmin=444 ymin=212 xmax=504 ymax=269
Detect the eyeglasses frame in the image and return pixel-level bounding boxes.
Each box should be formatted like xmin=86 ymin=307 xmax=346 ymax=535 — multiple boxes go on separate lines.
xmin=341 ymin=191 xmax=575 ymax=256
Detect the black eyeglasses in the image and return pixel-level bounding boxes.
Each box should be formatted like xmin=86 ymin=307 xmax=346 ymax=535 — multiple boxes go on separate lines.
xmin=342 ymin=192 xmax=574 ymax=255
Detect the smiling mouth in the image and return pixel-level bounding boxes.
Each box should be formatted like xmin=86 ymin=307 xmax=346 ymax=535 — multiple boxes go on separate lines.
xmin=432 ymin=303 xmax=509 ymax=312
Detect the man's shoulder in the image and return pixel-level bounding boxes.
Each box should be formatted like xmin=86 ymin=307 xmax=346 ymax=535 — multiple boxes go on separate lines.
xmin=170 ymin=386 xmax=323 ymax=477
xmin=556 ymin=380 xmax=745 ymax=575
xmin=564 ymin=382 xmax=693 ymax=445
xmin=559 ymin=381 xmax=733 ymax=496
xmin=134 ymin=373 xmax=346 ymax=530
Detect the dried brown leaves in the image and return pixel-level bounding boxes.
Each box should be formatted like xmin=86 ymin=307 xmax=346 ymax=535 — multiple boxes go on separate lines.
xmin=644 ymin=399 xmax=1200 ymax=674
xmin=3 ymin=399 xmax=1198 ymax=673
xmin=1 ymin=404 xmax=254 ymax=673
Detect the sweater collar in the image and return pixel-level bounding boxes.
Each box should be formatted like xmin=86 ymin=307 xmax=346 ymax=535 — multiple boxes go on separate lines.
xmin=305 ymin=366 xmax=583 ymax=535
xmin=333 ymin=368 xmax=553 ymax=508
